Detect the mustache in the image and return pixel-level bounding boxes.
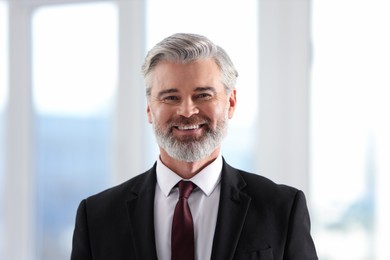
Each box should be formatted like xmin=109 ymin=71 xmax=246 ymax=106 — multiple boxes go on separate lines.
xmin=167 ymin=115 xmax=211 ymax=129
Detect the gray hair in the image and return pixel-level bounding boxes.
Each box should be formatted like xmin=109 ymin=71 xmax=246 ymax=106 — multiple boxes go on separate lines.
xmin=141 ymin=33 xmax=238 ymax=98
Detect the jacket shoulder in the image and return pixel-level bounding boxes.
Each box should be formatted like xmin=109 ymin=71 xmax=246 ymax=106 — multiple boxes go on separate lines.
xmin=241 ymin=170 xmax=298 ymax=194
xmin=84 ymin=165 xmax=156 ymax=207
xmin=223 ymin=162 xmax=301 ymax=205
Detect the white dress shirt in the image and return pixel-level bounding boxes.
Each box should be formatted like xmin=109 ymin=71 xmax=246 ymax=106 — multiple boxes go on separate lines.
xmin=154 ymin=155 xmax=222 ymax=260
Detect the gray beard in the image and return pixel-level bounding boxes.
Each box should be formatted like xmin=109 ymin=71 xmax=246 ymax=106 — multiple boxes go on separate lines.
xmin=152 ymin=115 xmax=228 ymax=162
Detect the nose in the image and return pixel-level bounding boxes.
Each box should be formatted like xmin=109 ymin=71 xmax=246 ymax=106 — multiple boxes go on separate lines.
xmin=177 ymin=98 xmax=199 ymax=118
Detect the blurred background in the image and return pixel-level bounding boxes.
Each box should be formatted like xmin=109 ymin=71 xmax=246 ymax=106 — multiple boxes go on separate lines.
xmin=0 ymin=0 xmax=389 ymax=259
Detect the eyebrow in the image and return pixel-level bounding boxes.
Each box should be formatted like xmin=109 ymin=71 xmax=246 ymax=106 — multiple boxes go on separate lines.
xmin=194 ymin=87 xmax=217 ymax=95
xmin=156 ymin=88 xmax=179 ymax=99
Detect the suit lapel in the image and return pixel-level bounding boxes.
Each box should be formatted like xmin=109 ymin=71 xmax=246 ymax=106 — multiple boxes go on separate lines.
xmin=211 ymin=161 xmax=251 ymax=260
xmin=126 ymin=165 xmax=158 ymax=260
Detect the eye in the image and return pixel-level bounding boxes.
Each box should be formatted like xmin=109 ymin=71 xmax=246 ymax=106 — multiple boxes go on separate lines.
xmin=195 ymin=93 xmax=212 ymax=100
xmin=161 ymin=95 xmax=180 ymax=103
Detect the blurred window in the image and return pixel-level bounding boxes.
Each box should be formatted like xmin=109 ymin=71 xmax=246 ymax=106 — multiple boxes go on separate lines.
xmin=0 ymin=1 xmax=8 ymax=258
xmin=311 ymin=1 xmax=390 ymax=259
xmin=32 ymin=2 xmax=117 ymax=259
xmin=146 ymin=0 xmax=259 ymax=171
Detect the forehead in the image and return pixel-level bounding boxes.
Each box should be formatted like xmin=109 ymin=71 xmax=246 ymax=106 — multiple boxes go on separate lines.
xmin=150 ymin=59 xmax=223 ymax=92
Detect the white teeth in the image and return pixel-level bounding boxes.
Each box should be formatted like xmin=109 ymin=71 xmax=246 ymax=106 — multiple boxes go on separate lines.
xmin=177 ymin=125 xmax=201 ymax=130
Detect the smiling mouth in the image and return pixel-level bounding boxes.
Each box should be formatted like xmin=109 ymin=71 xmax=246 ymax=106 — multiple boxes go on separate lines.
xmin=175 ymin=124 xmax=204 ymax=131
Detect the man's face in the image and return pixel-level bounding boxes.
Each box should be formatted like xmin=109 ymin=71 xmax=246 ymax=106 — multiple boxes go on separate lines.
xmin=147 ymin=59 xmax=236 ymax=162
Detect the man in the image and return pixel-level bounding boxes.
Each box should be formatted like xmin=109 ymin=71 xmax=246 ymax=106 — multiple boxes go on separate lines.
xmin=71 ymin=33 xmax=318 ymax=260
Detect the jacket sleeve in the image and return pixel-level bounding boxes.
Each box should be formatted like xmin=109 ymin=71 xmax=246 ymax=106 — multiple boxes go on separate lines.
xmin=284 ymin=190 xmax=318 ymax=259
xmin=70 ymin=200 xmax=93 ymax=260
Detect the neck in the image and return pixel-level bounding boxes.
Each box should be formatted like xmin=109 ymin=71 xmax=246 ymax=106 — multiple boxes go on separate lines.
xmin=159 ymin=148 xmax=220 ymax=179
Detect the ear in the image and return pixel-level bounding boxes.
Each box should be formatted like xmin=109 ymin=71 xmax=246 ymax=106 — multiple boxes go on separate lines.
xmin=147 ymin=105 xmax=153 ymax=124
xmin=227 ymin=88 xmax=237 ymax=119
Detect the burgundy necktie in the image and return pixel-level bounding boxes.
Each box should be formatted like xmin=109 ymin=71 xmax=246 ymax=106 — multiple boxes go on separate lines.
xmin=171 ymin=180 xmax=196 ymax=260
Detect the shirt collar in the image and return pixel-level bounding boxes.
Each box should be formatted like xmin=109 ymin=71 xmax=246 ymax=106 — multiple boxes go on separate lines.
xmin=156 ymin=155 xmax=223 ymax=197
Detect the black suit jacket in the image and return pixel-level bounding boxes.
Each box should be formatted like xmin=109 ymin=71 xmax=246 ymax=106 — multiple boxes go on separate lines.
xmin=71 ymin=160 xmax=318 ymax=260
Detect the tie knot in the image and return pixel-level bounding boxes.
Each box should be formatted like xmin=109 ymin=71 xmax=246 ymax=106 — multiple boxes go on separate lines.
xmin=178 ymin=181 xmax=196 ymax=199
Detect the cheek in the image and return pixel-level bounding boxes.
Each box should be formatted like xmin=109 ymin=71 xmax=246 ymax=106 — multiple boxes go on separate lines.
xmin=148 ymin=105 xmax=172 ymax=125
xmin=203 ymin=103 xmax=227 ymax=124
